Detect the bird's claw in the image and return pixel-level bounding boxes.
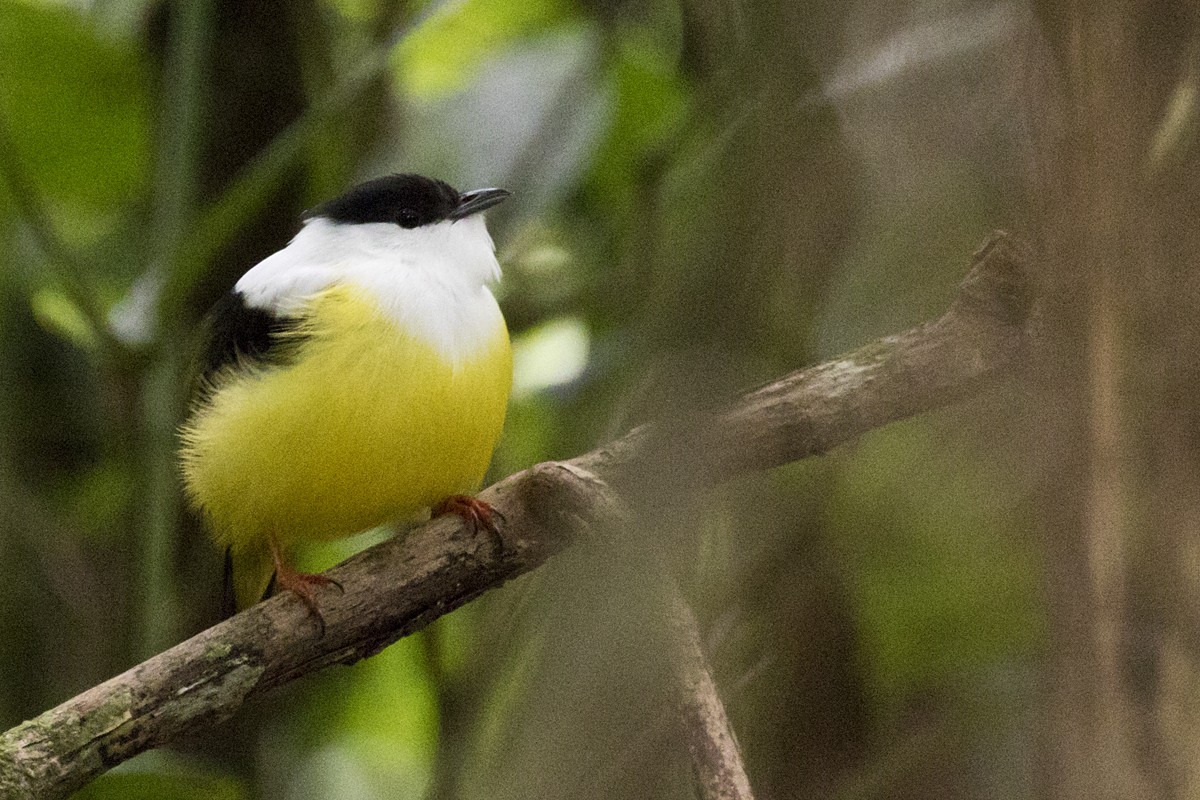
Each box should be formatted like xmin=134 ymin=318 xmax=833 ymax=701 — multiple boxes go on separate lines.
xmin=274 ymin=570 xmax=341 ymax=636
xmin=434 ymin=495 xmax=509 ymax=549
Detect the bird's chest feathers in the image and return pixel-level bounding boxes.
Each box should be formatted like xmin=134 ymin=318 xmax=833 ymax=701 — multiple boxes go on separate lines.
xmin=182 ymin=282 xmax=512 ymax=543
xmin=347 ymin=272 xmax=506 ymax=365
xmin=295 ymin=280 xmax=510 ymax=403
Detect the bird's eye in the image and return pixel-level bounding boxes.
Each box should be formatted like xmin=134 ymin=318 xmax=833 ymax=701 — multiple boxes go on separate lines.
xmin=397 ymin=208 xmax=420 ymax=228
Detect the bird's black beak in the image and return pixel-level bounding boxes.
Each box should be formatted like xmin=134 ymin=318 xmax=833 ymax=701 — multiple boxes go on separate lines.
xmin=448 ymin=187 xmax=511 ymax=220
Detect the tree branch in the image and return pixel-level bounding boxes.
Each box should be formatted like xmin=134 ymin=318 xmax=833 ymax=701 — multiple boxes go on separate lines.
xmin=0 ymin=232 xmax=1034 ymax=800
xmin=668 ymin=584 xmax=756 ymax=800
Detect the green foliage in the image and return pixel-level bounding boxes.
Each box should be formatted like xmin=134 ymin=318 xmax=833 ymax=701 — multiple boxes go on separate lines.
xmin=0 ymin=1 xmax=149 ymax=224
xmin=830 ymin=417 xmax=1042 ymax=715
xmin=586 ymin=22 xmax=689 ymax=210
xmin=396 ymin=0 xmax=575 ymax=97
xmin=73 ymin=770 xmax=248 ymax=800
xmin=29 ymin=286 xmax=101 ymax=351
xmin=336 ymin=637 xmax=439 ymax=779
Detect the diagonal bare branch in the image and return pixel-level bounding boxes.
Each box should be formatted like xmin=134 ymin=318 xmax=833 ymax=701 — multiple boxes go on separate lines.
xmin=668 ymin=584 xmax=756 ymax=800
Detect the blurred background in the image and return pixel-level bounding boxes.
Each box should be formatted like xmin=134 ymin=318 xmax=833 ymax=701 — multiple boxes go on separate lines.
xmin=2 ymin=0 xmax=1198 ymax=798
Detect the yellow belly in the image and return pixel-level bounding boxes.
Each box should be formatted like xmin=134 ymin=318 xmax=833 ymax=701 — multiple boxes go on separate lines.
xmin=180 ymin=284 xmax=512 ymax=554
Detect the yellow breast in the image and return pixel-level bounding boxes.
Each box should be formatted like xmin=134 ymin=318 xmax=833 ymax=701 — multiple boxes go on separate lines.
xmin=180 ymin=283 xmax=512 ymax=552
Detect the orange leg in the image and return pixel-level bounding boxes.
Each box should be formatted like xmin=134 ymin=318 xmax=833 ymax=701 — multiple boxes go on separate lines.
xmin=433 ymin=495 xmax=505 ymax=539
xmin=269 ymin=534 xmax=342 ymax=635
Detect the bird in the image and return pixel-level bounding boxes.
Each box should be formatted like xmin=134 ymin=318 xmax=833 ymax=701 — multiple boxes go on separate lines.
xmin=179 ymin=174 xmax=513 ymax=627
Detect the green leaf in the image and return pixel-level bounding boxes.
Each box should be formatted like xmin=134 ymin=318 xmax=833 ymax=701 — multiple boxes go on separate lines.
xmin=586 ymin=23 xmax=689 ymax=211
xmin=0 ymin=1 xmax=150 ymax=218
xmin=830 ymin=418 xmax=1042 ymax=716
xmin=607 ymin=30 xmax=689 ymax=158
xmin=29 ymin=286 xmax=99 ymax=351
xmin=72 ymin=771 xmax=248 ymax=800
xmin=338 ymin=635 xmax=438 ymax=763
xmin=396 ymin=0 xmax=574 ymax=97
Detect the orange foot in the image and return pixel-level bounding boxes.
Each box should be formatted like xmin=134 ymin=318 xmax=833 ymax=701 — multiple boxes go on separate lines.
xmin=434 ymin=495 xmax=507 ymax=542
xmin=270 ymin=537 xmax=343 ymax=635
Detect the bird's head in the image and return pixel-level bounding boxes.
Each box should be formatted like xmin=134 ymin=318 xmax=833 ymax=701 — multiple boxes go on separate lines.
xmin=297 ymin=174 xmax=511 ymax=286
xmin=305 ymin=174 xmax=510 ymax=229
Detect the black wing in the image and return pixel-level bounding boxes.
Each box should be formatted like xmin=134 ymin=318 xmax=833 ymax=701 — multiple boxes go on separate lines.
xmin=197 ymin=290 xmax=307 ymax=386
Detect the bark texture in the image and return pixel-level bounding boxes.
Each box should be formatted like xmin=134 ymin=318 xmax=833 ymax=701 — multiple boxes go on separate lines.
xmin=669 ymin=585 xmax=756 ymax=800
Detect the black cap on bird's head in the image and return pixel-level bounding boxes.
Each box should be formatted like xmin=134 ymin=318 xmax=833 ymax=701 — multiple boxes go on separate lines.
xmin=305 ymin=174 xmax=511 ymax=230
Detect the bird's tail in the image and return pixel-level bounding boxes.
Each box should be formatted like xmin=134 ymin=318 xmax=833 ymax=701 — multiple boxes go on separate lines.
xmin=222 ymin=543 xmax=276 ymax=616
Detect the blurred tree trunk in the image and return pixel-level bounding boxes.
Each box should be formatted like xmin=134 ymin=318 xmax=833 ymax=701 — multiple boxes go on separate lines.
xmin=142 ymin=0 xmax=313 ymax=781
xmin=1027 ymin=3 xmax=1200 ymax=798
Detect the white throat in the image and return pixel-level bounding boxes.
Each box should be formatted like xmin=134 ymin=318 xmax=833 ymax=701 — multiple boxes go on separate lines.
xmin=235 ymin=215 xmax=505 ymax=360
